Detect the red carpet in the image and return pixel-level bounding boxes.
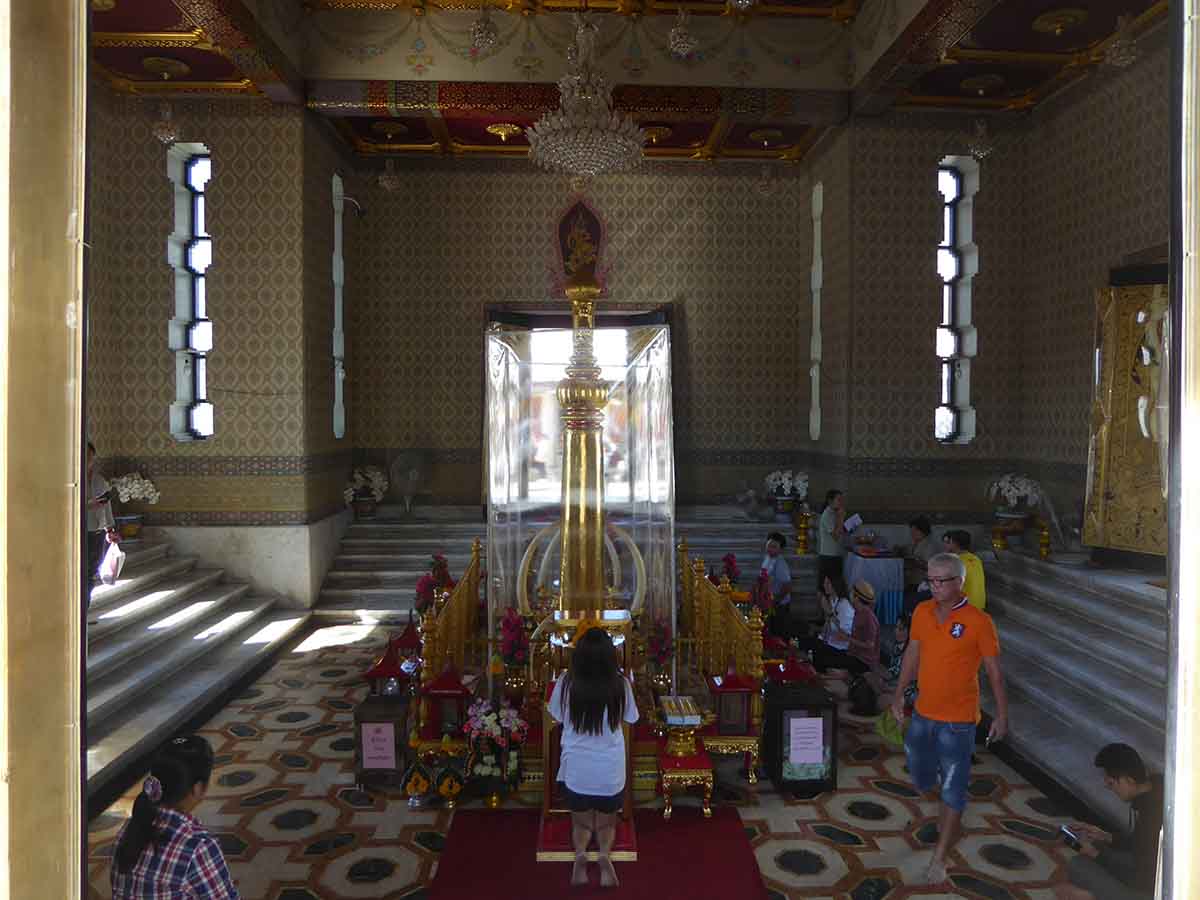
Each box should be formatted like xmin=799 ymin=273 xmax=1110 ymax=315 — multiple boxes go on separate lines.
xmin=430 ymin=806 xmax=767 ymax=899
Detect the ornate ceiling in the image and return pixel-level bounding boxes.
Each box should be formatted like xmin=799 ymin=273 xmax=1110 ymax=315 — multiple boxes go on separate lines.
xmin=90 ymin=0 xmax=1168 ymax=162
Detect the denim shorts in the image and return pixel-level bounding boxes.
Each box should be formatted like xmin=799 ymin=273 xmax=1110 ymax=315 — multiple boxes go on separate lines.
xmin=903 ymin=711 xmax=975 ymax=812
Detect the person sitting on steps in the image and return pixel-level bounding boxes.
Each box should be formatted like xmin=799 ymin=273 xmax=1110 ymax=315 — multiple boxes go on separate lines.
xmin=548 ymin=627 xmax=640 ymax=889
xmin=1055 ymin=743 xmax=1164 ymax=900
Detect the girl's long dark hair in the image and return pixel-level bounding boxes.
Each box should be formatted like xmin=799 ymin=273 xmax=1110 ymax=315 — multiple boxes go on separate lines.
xmin=115 ymin=734 xmax=215 ymax=873
xmin=563 ymin=628 xmax=626 ymax=736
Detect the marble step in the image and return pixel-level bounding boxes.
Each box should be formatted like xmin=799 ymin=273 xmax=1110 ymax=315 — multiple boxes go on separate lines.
xmin=340 ymin=537 xmax=484 ymax=554
xmin=985 ymin=650 xmax=1165 ymax=769
xmin=310 ymin=602 xmax=418 ymax=625
xmin=332 ymin=553 xmax=476 ymax=571
xmin=120 ymin=541 xmax=170 ymax=572
xmin=990 ymin=586 xmax=1167 ymax=690
xmin=989 ymin=554 xmax=1168 ymax=618
xmin=325 ymin=570 xmax=449 ymax=587
xmin=319 ymin=587 xmax=420 ymax=608
xmin=995 ymin=616 xmax=1166 ymax=733
xmin=86 ymin=605 xmax=310 ymax=798
xmin=981 ymin=690 xmax=1130 ymax=829
xmin=88 ymin=568 xmax=224 ymax=644
xmin=985 ymin=565 xmax=1166 ymax=653
xmin=374 ymin=504 xmax=485 ymax=521
xmin=86 ymin=581 xmax=252 ymax=682
xmin=87 ymin=594 xmax=274 ymax=729
xmin=88 ymin=555 xmax=199 ymax=611
xmin=346 ymin=523 xmax=488 ymax=539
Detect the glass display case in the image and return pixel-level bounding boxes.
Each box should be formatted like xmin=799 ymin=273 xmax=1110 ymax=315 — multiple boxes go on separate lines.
xmin=485 ymin=322 xmax=675 ymax=635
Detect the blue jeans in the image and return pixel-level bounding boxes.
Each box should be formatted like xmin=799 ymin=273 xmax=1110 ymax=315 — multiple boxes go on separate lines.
xmin=903 ymin=711 xmax=975 ymax=812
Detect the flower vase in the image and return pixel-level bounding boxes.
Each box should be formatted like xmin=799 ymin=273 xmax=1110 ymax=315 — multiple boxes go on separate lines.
xmin=353 ymin=497 xmax=377 ymax=520
xmin=114 ymin=513 xmax=143 ymax=540
xmin=503 ymin=666 xmax=527 ymax=706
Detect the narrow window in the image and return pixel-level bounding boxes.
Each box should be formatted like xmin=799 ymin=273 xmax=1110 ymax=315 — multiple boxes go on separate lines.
xmin=167 ymin=143 xmax=214 ymax=440
xmin=934 ymin=157 xmax=978 ymax=443
xmin=332 ymin=174 xmax=346 ymax=439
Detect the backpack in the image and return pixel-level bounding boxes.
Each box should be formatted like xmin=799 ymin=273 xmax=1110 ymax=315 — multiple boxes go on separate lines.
xmin=848 ymin=676 xmax=877 ymax=716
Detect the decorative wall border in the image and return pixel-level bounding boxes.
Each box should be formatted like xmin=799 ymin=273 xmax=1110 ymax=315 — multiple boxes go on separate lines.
xmin=102 ymin=451 xmax=353 ymax=478
xmin=145 ymin=504 xmax=345 ymax=527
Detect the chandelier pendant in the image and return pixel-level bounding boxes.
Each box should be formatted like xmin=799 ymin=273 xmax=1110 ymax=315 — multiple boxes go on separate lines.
xmin=526 ymin=13 xmax=646 ymax=178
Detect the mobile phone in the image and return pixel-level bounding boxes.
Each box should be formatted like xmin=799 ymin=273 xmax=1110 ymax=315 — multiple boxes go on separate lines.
xmin=1060 ymin=825 xmax=1082 ymax=851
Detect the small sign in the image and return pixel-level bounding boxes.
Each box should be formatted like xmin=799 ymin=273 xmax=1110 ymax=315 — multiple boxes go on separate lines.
xmin=361 ymin=722 xmax=396 ymax=769
xmin=788 ymin=716 xmax=823 ymax=765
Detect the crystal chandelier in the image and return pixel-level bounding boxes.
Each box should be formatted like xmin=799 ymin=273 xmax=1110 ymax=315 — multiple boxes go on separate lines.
xmin=669 ymin=9 xmax=698 ymax=59
xmin=966 ymin=118 xmax=995 ymax=162
xmin=152 ymin=101 xmax=178 ymax=145
xmin=526 ymin=13 xmax=645 ymax=178
xmin=1104 ymin=15 xmax=1138 ymax=69
xmin=378 ymin=158 xmax=401 ymax=193
xmin=470 ymin=6 xmax=498 ymax=52
xmin=728 ymin=0 xmax=756 ymax=12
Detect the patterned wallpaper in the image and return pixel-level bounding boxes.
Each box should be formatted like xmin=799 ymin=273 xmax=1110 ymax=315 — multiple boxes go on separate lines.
xmin=1019 ymin=38 xmax=1170 ymax=468
xmin=346 ymin=160 xmax=813 ymax=502
xmin=87 ymin=87 xmax=353 ymax=522
xmin=86 ymin=37 xmax=1169 ymax=518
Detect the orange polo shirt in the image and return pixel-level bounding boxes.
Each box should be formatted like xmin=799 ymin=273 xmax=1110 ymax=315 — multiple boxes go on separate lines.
xmin=911 ymin=598 xmax=999 ymax=724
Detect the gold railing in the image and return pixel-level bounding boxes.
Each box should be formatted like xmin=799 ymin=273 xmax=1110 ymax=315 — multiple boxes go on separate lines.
xmin=676 ymin=541 xmax=763 ymax=681
xmin=418 ymin=538 xmax=483 ymax=713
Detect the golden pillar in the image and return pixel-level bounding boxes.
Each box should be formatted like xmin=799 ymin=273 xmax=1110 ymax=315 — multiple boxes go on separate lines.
xmin=557 ymin=278 xmax=609 ymax=611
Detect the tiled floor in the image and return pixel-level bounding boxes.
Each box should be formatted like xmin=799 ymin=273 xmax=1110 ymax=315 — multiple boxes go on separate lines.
xmin=87 ymin=624 xmax=1076 ymax=900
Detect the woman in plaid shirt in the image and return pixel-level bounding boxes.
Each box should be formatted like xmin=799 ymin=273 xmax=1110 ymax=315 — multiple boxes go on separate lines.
xmin=111 ymin=735 xmax=239 ymax=899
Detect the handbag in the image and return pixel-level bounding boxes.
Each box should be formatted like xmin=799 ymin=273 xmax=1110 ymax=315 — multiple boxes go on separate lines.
xmin=99 ymin=541 xmax=126 ymax=586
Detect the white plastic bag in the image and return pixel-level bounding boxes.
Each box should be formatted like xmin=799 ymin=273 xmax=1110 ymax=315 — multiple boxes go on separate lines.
xmin=99 ymin=542 xmax=126 ymax=586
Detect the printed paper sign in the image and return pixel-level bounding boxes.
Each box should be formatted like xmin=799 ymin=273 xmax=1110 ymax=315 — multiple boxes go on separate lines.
xmin=361 ymin=722 xmax=396 ymax=769
xmin=788 ymin=717 xmax=824 ymax=765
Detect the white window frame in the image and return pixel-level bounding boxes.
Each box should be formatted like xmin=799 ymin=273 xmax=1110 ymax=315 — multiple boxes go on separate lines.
xmin=934 ymin=155 xmax=978 ymax=444
xmin=166 ymin=142 xmax=215 ymax=441
xmin=332 ymin=173 xmax=346 ymax=439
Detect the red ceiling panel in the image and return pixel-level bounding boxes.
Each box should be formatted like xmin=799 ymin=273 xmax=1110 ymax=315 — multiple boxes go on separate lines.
xmin=724 ymin=121 xmax=815 ymax=151
xmin=964 ymin=0 xmax=1159 ymax=54
xmin=92 ymin=46 xmax=242 ymax=82
xmin=636 ymin=120 xmax=713 ymax=150
xmin=444 ymin=114 xmax=536 ymax=147
xmin=344 ymin=116 xmax=438 ymax=145
xmin=92 ymin=0 xmax=194 ymax=33
xmin=912 ymin=60 xmax=1059 ymax=100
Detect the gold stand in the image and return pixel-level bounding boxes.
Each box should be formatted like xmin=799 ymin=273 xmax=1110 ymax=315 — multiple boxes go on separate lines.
xmin=794 ymin=511 xmax=812 ymax=555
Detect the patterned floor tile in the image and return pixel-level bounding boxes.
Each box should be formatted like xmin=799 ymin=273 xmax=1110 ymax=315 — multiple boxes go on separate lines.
xmin=86 ymin=625 xmax=1074 ymax=899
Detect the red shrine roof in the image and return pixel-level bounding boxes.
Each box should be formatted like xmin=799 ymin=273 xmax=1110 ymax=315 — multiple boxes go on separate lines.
xmin=394 ymin=621 xmax=421 ymax=652
xmin=365 ymin=636 xmax=408 ymax=682
xmin=425 ymin=664 xmax=469 ymax=696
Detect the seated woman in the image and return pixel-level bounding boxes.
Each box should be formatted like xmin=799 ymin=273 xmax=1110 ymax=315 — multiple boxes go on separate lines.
xmin=802 ymin=581 xmax=879 ymax=675
xmin=548 ymin=628 xmax=640 ymax=889
xmin=111 ymin=734 xmax=239 ymax=899
xmin=797 ymin=575 xmax=853 ymax=664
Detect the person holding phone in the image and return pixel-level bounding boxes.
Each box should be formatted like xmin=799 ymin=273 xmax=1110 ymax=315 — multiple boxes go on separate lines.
xmin=1055 ymin=743 xmax=1163 ymax=900
xmin=86 ymin=441 xmax=119 ymax=583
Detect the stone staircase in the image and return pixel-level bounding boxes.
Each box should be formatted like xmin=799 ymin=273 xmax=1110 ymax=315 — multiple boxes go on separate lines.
xmin=87 ymin=539 xmax=309 ymax=800
xmin=980 ymin=551 xmax=1167 ymax=827
xmin=316 ymin=505 xmax=488 ymax=621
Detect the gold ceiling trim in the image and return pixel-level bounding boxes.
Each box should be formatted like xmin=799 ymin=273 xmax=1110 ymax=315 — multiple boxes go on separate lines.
xmin=944 ymin=47 xmax=1076 ymax=66
xmin=92 ymin=28 xmax=211 ymax=49
xmin=451 ymin=141 xmax=530 ymax=154
xmin=93 ymin=62 xmax=259 ymax=97
xmin=312 ymin=0 xmax=858 ymax=17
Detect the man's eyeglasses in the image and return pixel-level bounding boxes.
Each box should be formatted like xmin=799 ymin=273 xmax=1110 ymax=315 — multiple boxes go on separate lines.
xmin=928 ymin=575 xmax=961 ymax=586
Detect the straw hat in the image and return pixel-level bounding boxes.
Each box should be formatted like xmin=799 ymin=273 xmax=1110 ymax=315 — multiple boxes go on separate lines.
xmin=852 ymin=580 xmax=876 ymax=604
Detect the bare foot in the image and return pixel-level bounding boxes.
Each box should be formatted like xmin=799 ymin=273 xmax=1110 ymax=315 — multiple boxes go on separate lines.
xmin=922 ymin=859 xmax=948 ymax=885
xmin=599 ymin=856 xmax=619 ymax=888
xmin=571 ymin=854 xmax=589 ymax=887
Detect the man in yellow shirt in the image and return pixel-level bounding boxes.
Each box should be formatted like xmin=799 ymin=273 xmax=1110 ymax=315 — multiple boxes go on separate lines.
xmin=943 ymin=530 xmax=985 ymax=610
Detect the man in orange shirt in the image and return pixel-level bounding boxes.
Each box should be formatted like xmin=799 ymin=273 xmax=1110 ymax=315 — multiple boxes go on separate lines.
xmin=891 ymin=552 xmax=1008 ymax=886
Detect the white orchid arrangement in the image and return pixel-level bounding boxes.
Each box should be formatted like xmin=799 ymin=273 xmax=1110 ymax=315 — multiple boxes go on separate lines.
xmin=988 ymin=473 xmax=1042 ymax=509
xmin=765 ymin=469 xmax=809 ymax=499
xmin=111 ymin=473 xmax=161 ymax=504
xmin=343 ymin=465 xmax=389 ymax=505
xmin=465 ymin=698 xmax=528 ymax=780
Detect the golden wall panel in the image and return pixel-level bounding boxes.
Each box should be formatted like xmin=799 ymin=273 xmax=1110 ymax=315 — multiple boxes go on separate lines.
xmin=1083 ymin=283 xmax=1167 ymax=555
xmin=154 ymin=474 xmax=308 ymax=512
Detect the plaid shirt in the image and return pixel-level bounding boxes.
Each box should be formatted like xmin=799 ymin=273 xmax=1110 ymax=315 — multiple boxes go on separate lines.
xmin=111 ymin=808 xmax=239 ymax=899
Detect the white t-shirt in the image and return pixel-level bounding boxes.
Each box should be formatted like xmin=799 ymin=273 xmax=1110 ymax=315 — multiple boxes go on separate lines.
xmin=819 ymin=507 xmax=845 ymax=557
xmin=760 ymin=555 xmax=792 ymax=605
xmin=549 ymin=676 xmax=639 ymax=797
xmin=820 ymin=597 xmax=855 ymax=651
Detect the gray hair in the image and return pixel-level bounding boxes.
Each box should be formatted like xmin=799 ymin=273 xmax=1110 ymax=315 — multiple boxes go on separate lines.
xmin=927 ymin=552 xmax=966 ymax=581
